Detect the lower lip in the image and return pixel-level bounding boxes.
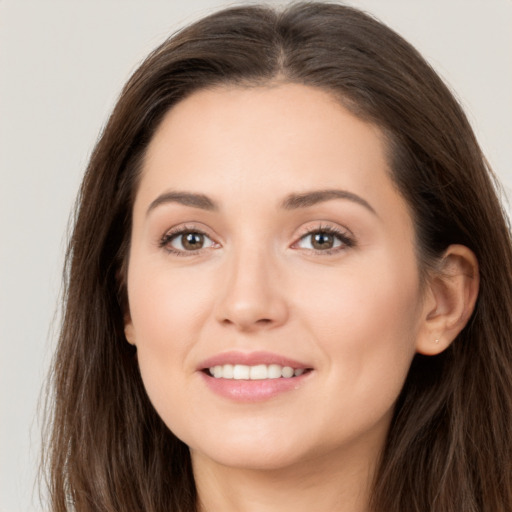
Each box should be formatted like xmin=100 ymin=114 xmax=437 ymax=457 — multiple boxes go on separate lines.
xmin=199 ymin=371 xmax=312 ymax=402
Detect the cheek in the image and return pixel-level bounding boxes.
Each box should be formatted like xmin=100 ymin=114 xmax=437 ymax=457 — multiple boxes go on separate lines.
xmin=295 ymin=251 xmax=421 ymax=391
xmin=128 ymin=258 xmax=214 ymax=344
xmin=288 ymin=264 xmax=421 ymax=448
xmin=126 ymin=259 xmax=218 ymax=416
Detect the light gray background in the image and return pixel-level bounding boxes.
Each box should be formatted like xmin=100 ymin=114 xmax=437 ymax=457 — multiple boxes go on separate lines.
xmin=1 ymin=1 xmax=511 ymax=510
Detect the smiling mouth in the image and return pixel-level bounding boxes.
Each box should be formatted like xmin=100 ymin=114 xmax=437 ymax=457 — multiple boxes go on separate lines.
xmin=205 ymin=364 xmax=312 ymax=380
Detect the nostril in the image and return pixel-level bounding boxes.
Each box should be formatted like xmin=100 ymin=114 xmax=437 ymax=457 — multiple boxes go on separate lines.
xmin=220 ymin=317 xmax=273 ymax=328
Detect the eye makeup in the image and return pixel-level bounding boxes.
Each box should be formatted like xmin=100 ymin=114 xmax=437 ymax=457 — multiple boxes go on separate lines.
xmin=157 ymin=221 xmax=355 ymax=258
xmin=292 ymin=223 xmax=355 ymax=255
xmin=158 ymin=224 xmax=218 ymax=256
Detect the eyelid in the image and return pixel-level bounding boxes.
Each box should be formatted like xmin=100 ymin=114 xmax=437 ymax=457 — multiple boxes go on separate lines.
xmin=291 ymin=222 xmax=355 ymax=253
xmin=294 ymin=221 xmax=354 ymax=239
xmin=158 ymin=223 xmax=220 ymax=255
xmin=157 ymin=221 xmax=355 ymax=256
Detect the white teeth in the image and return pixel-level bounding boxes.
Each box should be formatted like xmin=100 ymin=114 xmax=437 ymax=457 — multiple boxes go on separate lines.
xmin=281 ymin=366 xmax=294 ymax=378
xmin=222 ymin=364 xmax=234 ymax=379
xmin=233 ymin=364 xmax=250 ymax=379
xmin=267 ymin=364 xmax=282 ymax=379
xmin=208 ymin=363 xmax=308 ymax=380
xmin=249 ymin=364 xmax=268 ymax=380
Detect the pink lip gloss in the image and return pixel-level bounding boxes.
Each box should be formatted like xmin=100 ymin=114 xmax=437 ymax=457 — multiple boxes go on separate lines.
xmin=200 ymin=370 xmax=311 ymax=402
xmin=198 ymin=351 xmax=313 ymax=402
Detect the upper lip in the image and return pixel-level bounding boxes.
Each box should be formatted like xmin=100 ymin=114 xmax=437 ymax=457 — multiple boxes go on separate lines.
xmin=198 ymin=351 xmax=312 ymax=370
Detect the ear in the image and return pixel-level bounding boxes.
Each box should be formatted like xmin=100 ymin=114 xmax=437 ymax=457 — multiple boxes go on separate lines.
xmin=416 ymin=244 xmax=479 ymax=356
xmin=124 ymin=314 xmax=136 ymax=346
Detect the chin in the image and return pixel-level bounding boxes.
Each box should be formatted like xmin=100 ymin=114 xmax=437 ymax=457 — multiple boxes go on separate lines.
xmin=184 ymin=426 xmax=313 ymax=472
xmin=193 ymin=443 xmax=309 ymax=472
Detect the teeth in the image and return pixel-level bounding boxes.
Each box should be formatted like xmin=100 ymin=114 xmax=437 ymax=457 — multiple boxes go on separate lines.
xmin=233 ymin=364 xmax=249 ymax=379
xmin=249 ymin=364 xmax=267 ymax=380
xmin=268 ymin=364 xmax=282 ymax=379
xmin=281 ymin=366 xmax=294 ymax=378
xmin=222 ymin=364 xmax=234 ymax=379
xmin=208 ymin=364 xmax=307 ymax=380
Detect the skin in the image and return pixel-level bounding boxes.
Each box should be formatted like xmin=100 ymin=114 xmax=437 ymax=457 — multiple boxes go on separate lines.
xmin=124 ymin=83 xmax=478 ymax=512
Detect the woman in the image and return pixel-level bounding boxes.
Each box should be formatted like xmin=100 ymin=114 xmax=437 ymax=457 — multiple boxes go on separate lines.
xmin=44 ymin=2 xmax=512 ymax=511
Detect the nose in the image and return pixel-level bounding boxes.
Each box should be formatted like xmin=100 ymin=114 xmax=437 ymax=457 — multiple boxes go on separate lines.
xmin=214 ymin=247 xmax=289 ymax=332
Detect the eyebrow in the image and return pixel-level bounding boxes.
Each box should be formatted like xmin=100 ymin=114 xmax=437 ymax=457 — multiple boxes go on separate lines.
xmin=146 ymin=188 xmax=375 ymax=216
xmin=281 ymin=189 xmax=376 ymax=214
xmin=147 ymin=191 xmax=218 ymax=215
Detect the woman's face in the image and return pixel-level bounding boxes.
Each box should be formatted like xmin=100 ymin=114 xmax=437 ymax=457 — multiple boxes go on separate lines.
xmin=125 ymin=83 xmax=430 ymax=473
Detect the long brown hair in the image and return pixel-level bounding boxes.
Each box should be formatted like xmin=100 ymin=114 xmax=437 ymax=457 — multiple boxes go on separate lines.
xmin=44 ymin=3 xmax=512 ymax=511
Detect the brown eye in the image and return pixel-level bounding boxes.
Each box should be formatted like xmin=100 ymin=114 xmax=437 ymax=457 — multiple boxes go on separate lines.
xmin=311 ymin=232 xmax=335 ymax=250
xmin=164 ymin=230 xmax=216 ymax=253
xmin=296 ymin=229 xmax=351 ymax=252
xmin=180 ymin=232 xmax=204 ymax=250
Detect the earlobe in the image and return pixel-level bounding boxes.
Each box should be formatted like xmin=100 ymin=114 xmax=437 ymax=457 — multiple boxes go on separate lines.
xmin=124 ymin=317 xmax=136 ymax=346
xmin=416 ymin=244 xmax=479 ymax=356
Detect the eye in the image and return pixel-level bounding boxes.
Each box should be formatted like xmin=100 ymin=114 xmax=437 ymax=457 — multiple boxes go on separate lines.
xmin=295 ymin=227 xmax=354 ymax=253
xmin=160 ymin=228 xmax=217 ymax=254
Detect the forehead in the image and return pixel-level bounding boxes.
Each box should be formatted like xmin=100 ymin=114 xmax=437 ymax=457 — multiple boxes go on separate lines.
xmin=144 ymin=83 xmax=386 ymax=166
xmin=136 ymin=83 xmax=408 ymax=223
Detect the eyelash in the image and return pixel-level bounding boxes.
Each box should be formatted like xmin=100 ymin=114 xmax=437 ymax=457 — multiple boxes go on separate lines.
xmin=158 ymin=224 xmax=215 ymax=256
xmin=293 ymin=225 xmax=355 ymax=255
xmin=158 ymin=224 xmax=355 ymax=256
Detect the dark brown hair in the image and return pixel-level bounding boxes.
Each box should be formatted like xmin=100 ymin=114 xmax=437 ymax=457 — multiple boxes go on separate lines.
xmin=44 ymin=2 xmax=512 ymax=511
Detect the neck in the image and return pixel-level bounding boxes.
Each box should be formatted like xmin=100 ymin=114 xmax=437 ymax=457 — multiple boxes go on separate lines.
xmin=192 ymin=445 xmax=377 ymax=512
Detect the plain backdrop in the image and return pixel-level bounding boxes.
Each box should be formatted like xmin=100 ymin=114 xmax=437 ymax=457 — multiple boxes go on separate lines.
xmin=1 ymin=1 xmax=511 ymax=510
